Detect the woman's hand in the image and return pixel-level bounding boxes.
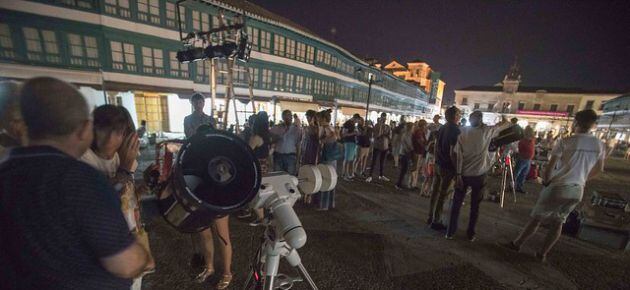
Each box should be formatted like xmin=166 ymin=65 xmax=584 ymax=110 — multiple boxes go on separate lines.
xmin=119 ymin=132 xmax=139 ymax=172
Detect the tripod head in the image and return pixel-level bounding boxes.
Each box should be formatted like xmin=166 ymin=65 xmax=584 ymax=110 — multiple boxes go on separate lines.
xmin=251 ymin=172 xmax=307 ymax=249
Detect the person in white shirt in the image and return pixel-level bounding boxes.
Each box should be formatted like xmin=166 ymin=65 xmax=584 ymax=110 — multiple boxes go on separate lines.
xmin=446 ymin=111 xmax=511 ymax=241
xmin=501 ymin=110 xmax=605 ymax=262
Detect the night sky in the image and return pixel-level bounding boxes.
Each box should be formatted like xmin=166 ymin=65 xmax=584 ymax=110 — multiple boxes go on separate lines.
xmin=250 ymin=0 xmax=630 ymax=104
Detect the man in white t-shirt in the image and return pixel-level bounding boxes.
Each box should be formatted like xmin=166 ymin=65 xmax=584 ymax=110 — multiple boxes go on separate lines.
xmin=500 ymin=109 xmax=605 ymax=262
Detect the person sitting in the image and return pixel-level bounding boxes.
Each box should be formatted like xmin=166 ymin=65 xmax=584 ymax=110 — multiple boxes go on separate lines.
xmin=0 ymin=77 xmax=148 ymax=290
xmin=0 ymin=81 xmax=27 ymax=157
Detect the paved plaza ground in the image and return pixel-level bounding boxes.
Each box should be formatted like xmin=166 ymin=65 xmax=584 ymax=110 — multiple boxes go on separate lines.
xmin=140 ymin=150 xmax=630 ymax=289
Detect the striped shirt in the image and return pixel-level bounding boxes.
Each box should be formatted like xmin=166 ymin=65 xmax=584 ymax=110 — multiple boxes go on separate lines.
xmin=0 ymin=146 xmax=134 ymax=290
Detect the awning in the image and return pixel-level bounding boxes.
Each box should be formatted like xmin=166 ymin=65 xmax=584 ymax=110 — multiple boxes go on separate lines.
xmin=279 ymin=101 xmax=320 ymax=113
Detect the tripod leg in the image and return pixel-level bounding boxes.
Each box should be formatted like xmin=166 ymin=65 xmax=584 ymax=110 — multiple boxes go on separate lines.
xmin=243 ymin=269 xmax=254 ymax=290
xmin=285 ymin=248 xmax=318 ymax=290
xmin=295 ymin=263 xmax=318 ymax=290
xmin=500 ymin=164 xmax=507 ymax=208
xmin=508 ymin=160 xmax=517 ymax=203
xmin=263 ymin=254 xmax=280 ymax=290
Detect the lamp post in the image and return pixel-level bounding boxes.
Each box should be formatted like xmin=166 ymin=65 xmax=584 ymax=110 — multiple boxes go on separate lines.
xmin=365 ymin=72 xmax=375 ymax=121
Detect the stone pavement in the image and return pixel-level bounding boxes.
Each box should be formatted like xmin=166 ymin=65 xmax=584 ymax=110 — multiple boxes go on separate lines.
xmin=139 ymin=147 xmax=630 ymax=289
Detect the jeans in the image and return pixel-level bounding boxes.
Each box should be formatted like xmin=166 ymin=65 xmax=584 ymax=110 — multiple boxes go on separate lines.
xmin=316 ymin=160 xmax=337 ymax=209
xmin=396 ymin=154 xmax=411 ymax=187
xmin=447 ymin=174 xmax=486 ymax=238
xmin=369 ymin=149 xmax=388 ymax=177
xmin=273 ymin=153 xmax=297 ymax=175
xmin=514 ymin=158 xmax=531 ymax=191
xmin=428 ymin=164 xmax=455 ymax=224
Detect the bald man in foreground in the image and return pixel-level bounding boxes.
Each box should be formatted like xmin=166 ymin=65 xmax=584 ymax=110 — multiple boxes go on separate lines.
xmin=0 ymin=77 xmax=148 ymax=289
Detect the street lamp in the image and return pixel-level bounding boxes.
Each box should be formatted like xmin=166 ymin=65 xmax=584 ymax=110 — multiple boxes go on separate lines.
xmin=355 ymin=67 xmax=378 ymax=122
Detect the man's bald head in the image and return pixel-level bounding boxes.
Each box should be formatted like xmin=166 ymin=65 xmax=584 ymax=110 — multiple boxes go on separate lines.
xmin=20 ymin=77 xmax=90 ymax=141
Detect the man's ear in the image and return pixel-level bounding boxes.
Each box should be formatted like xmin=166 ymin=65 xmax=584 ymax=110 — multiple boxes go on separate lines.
xmin=78 ymin=120 xmax=93 ymax=142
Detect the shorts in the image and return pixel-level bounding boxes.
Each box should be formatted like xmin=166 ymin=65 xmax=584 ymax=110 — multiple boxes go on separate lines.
xmin=530 ymin=184 xmax=583 ymax=223
xmin=344 ymin=142 xmax=358 ymax=161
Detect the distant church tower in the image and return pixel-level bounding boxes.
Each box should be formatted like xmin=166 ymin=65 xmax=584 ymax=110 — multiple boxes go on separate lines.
xmin=499 ymin=58 xmax=521 ymax=113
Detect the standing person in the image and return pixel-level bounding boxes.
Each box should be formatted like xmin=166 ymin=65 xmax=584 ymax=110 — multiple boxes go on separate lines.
xmin=391 ymin=117 xmax=406 ymax=168
xmin=247 ymin=111 xmax=272 ymax=225
xmin=0 ymin=81 xmax=27 ymax=157
xmin=395 ymin=122 xmax=415 ymax=190
xmin=410 ymin=120 xmax=428 ymax=190
xmin=270 ymin=110 xmax=302 ymax=175
xmin=81 ymin=105 xmax=155 ymax=290
xmin=427 ymin=106 xmax=462 ymax=230
xmin=514 ymin=126 xmax=536 ymax=194
xmin=300 ymin=110 xmax=321 ymax=167
xmin=341 ymin=115 xmax=358 ymax=180
xmin=366 ymin=113 xmax=392 ymax=183
xmin=501 ymin=110 xmax=605 ymax=262
xmin=446 ymin=111 xmax=511 ymax=241
xmin=318 ymin=109 xmax=339 ymax=210
xmin=426 ymin=114 xmax=442 ymax=139
xmin=1 ymin=77 xmax=148 ymax=290
xmin=184 ymin=93 xmax=216 ymax=138
xmin=136 ymin=120 xmax=147 ymax=138
xmin=355 ymin=119 xmax=372 ymax=177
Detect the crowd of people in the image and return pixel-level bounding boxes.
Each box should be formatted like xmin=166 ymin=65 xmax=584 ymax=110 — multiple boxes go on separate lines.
xmin=0 ymin=77 xmax=609 ymax=289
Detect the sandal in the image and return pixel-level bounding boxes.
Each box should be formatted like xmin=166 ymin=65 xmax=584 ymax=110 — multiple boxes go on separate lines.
xmin=194 ymin=267 xmax=215 ymax=283
xmin=216 ymin=274 xmax=233 ymax=290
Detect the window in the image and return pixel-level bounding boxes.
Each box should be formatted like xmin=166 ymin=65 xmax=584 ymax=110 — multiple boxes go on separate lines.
xmin=192 ymin=11 xmax=210 ymax=31
xmin=566 ymin=104 xmax=575 ymax=115
xmin=138 ymin=0 xmax=160 ymax=24
xmin=518 ymin=102 xmax=525 ymax=110
xmin=23 ymin=28 xmax=61 ymax=63
xmin=487 ymin=103 xmax=494 ymax=111
xmin=274 ymin=71 xmax=285 ymax=90
xmin=286 ymin=38 xmax=295 ymax=59
xmin=105 ymin=0 xmax=130 ymax=18
xmin=0 ymin=23 xmax=15 ymax=59
xmin=461 ymin=97 xmax=468 ymax=105
xmin=142 ymin=47 xmax=163 ymax=74
xmin=473 ymin=103 xmax=480 ymax=110
xmin=323 ymin=52 xmax=331 ymax=65
xmin=211 ymin=15 xmax=220 ymax=29
xmin=260 ymin=30 xmax=271 ymax=53
xmin=549 ymin=104 xmax=558 ymax=112
xmin=316 ymin=50 xmax=323 ymax=63
xmin=165 ymin=2 xmax=177 ymax=28
xmin=306 ymin=45 xmax=314 ymax=63
xmin=262 ymin=69 xmax=272 ymax=89
xmin=110 ymin=41 xmax=136 ymax=71
xmin=195 ymin=61 xmax=208 ymax=82
xmin=68 ymin=34 xmax=99 ymax=67
xmin=533 ymin=103 xmax=541 ymax=111
xmin=169 ymin=51 xmax=188 ymax=78
xmin=314 ymin=79 xmax=321 ymax=94
xmin=295 ymin=75 xmax=304 ymax=92
xmin=250 ymin=67 xmax=260 ymax=87
xmin=296 ymin=42 xmax=306 ymax=62
xmin=246 ymin=26 xmax=260 ymax=51
xmin=304 ymin=77 xmax=312 ymax=94
xmin=58 ymin=0 xmax=94 ymax=9
xmin=273 ymin=34 xmax=285 ymax=56
xmin=285 ymin=73 xmax=294 ymax=92
xmin=585 ymin=100 xmax=594 ymax=110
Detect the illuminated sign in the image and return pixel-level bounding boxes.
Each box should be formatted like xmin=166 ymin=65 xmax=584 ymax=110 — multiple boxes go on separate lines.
xmin=516 ymin=110 xmax=568 ymax=117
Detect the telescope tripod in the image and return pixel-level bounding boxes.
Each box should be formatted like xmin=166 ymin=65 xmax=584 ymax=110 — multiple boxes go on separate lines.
xmin=499 ymin=154 xmax=517 ymax=208
xmin=243 ymin=227 xmax=318 ymax=290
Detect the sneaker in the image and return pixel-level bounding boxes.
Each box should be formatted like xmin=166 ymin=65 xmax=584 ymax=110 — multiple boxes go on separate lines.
xmin=394 ymin=185 xmax=402 ymax=190
xmin=498 ymin=241 xmax=521 ymax=252
xmin=343 ymin=176 xmax=352 ymax=182
xmin=236 ymin=211 xmax=252 ymax=219
xmin=365 ymin=177 xmax=373 ymax=183
xmin=516 ymin=188 xmax=527 ymax=194
xmin=468 ymin=235 xmax=477 ymax=242
xmin=430 ymin=223 xmax=447 ymax=231
xmin=379 ymin=176 xmax=390 ymax=182
xmin=445 ymin=234 xmax=454 ymax=240
xmin=535 ymin=252 xmax=547 ymax=263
